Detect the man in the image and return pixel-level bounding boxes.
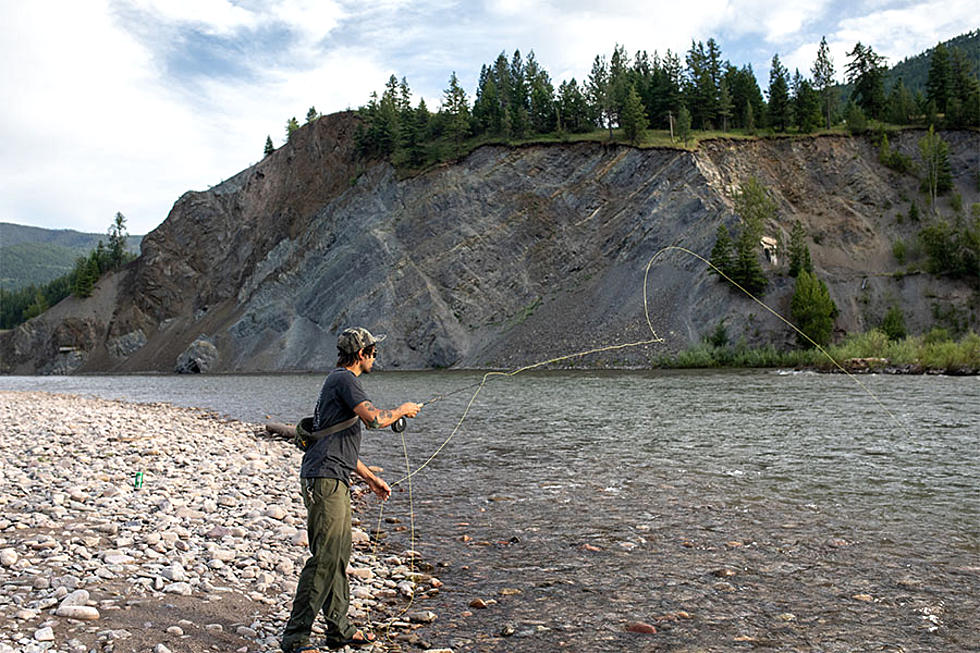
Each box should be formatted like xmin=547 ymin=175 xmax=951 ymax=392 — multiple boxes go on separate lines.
xmin=281 ymin=327 xmax=421 ymax=652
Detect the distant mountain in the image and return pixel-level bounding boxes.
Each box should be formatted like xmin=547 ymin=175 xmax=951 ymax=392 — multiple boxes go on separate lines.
xmin=0 ymin=222 xmax=142 ymax=291
xmin=886 ymin=29 xmax=980 ymax=93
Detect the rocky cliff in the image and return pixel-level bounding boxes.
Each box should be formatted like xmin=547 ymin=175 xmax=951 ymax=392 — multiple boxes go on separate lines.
xmin=2 ymin=113 xmax=977 ymax=374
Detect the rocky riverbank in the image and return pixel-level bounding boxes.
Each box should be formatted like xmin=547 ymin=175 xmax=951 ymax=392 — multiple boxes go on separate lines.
xmin=0 ymin=392 xmax=448 ymax=653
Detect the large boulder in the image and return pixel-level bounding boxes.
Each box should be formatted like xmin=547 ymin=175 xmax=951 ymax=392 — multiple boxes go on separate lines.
xmin=175 ymin=336 xmax=219 ymax=373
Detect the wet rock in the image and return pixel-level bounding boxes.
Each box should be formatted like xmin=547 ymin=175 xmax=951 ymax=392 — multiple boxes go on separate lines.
xmin=409 ymin=610 xmax=438 ymax=623
xmin=500 ymin=624 xmax=516 ymax=637
xmin=627 ymin=622 xmax=657 ymax=634
xmin=852 ymin=594 xmax=874 ymax=602
xmin=469 ymin=598 xmax=489 ymax=609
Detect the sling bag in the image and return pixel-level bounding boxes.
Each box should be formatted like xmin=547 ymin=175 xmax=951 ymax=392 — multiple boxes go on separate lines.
xmin=294 ymin=415 xmax=359 ymax=452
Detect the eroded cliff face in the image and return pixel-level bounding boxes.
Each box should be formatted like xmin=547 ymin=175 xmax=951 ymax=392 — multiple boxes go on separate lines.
xmin=2 ymin=114 xmax=977 ymax=374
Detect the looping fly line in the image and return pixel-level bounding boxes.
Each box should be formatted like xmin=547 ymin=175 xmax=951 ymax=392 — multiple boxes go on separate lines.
xmin=392 ymin=244 xmax=911 ymax=489
xmin=369 ymin=243 xmax=912 ymax=640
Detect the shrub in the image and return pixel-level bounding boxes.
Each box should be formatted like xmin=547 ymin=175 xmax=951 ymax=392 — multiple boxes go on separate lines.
xmin=881 ymin=305 xmax=907 ymax=340
xmin=892 ymin=240 xmax=907 ymax=264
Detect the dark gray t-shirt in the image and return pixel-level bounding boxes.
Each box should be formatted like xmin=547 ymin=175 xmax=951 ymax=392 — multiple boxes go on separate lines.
xmin=301 ymin=368 xmax=369 ymax=482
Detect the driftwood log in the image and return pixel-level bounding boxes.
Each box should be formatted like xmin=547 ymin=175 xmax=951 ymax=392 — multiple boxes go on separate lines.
xmin=265 ymin=422 xmax=297 ymax=439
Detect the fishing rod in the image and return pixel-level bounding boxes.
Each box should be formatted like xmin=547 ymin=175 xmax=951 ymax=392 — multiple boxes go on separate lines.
xmin=389 ymin=383 xmax=479 ymax=432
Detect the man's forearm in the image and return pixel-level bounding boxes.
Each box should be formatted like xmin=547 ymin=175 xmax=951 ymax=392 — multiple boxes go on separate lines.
xmin=355 ymin=459 xmax=376 ymax=482
xmin=357 ymin=401 xmax=399 ymax=429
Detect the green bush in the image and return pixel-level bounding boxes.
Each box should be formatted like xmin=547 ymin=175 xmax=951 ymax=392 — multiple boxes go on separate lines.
xmin=881 ymin=306 xmax=907 ymax=340
xmin=950 ymin=193 xmax=963 ymax=214
xmin=892 ymin=240 xmax=907 ymax=264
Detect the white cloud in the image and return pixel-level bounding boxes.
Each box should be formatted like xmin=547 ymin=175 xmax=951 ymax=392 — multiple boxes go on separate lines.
xmin=0 ymin=1 xmax=209 ymax=233
xmin=834 ymin=0 xmax=977 ymax=65
xmin=127 ymin=0 xmax=259 ymax=35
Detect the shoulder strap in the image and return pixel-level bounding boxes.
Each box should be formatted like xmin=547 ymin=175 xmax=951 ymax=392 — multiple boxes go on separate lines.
xmin=303 ymin=416 xmax=360 ymax=441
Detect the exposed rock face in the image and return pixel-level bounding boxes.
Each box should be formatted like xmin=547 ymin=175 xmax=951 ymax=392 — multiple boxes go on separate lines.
xmin=1 ymin=113 xmax=977 ymax=373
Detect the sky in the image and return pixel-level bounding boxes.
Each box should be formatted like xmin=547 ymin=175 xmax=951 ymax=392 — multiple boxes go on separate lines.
xmin=1 ymin=1 xmax=976 ymax=236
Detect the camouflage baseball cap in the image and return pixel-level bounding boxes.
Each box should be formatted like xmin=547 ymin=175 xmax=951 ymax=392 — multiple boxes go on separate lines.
xmin=337 ymin=327 xmax=386 ymax=354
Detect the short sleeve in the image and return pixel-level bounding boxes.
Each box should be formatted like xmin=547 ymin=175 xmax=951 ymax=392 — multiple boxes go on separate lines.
xmin=339 ymin=374 xmax=369 ymax=411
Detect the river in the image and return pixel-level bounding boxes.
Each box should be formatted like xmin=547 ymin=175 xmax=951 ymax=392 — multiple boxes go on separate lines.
xmin=2 ymin=370 xmax=978 ymax=651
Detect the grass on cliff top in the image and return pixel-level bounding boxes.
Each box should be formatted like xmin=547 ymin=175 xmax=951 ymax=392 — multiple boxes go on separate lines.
xmin=397 ymin=124 xmax=859 ymax=177
xmin=654 ymin=329 xmax=980 ymax=373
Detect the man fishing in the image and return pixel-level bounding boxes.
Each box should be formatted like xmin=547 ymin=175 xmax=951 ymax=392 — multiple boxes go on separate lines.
xmin=281 ymin=327 xmax=421 ymax=652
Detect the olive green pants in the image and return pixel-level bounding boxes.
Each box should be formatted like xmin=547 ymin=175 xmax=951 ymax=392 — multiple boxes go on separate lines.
xmin=281 ymin=477 xmax=356 ymax=651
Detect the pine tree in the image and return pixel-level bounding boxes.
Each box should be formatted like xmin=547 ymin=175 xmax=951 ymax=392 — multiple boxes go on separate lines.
xmin=948 ymin=47 xmax=980 ymax=127
xmin=735 ymin=177 xmax=775 ymax=243
xmin=728 ymin=177 xmax=775 ymax=293
xmin=790 ymin=269 xmax=836 ymax=347
xmin=925 ymin=43 xmax=952 ymax=114
xmin=306 ymin=106 xmax=318 ymax=123
xmin=767 ymin=54 xmax=791 ymax=131
xmin=788 ymin=221 xmax=812 ymax=277
xmin=710 ymin=224 xmax=736 ymax=278
xmin=71 ymin=256 xmax=96 ymax=298
xmin=621 ymin=84 xmax=648 ymax=144
xmin=887 ymin=79 xmax=915 ymax=125
xmin=509 ymin=50 xmax=529 ymax=138
xmin=587 ymin=55 xmax=613 ymax=138
xmin=845 ymin=42 xmax=887 ymax=120
xmin=107 ymin=212 xmax=129 ymax=269
xmin=676 ymin=105 xmax=692 ymax=145
xmin=23 ymin=289 xmax=49 ymax=320
xmin=264 ymin=135 xmax=274 ymax=156
xmin=685 ymin=40 xmax=718 ymax=129
xmin=442 ymin=71 xmax=470 ymax=157
xmin=285 ymin=117 xmax=300 ymax=139
xmin=717 ymin=78 xmax=733 ymax=132
xmin=557 ymin=79 xmax=591 ymax=133
xmin=608 ymin=44 xmax=631 ymax=127
xmin=733 ymin=228 xmax=768 ymax=294
xmin=812 ymin=36 xmax=837 ymax=129
xmin=793 ymin=72 xmax=822 ymax=133
xmin=526 ymin=51 xmax=556 ymax=134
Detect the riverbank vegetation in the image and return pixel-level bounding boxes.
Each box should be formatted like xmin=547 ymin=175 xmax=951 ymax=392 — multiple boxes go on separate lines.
xmin=655 ymin=328 xmax=980 ymax=373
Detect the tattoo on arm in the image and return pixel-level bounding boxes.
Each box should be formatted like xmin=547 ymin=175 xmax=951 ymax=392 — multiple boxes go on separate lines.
xmin=361 ymin=402 xmax=381 ymax=429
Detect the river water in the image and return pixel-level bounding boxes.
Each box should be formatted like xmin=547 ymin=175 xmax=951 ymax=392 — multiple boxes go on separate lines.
xmin=3 ymin=370 xmax=978 ymax=651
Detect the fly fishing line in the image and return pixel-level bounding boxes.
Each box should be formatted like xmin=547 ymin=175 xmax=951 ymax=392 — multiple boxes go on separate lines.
xmin=368 ymin=241 xmax=912 ymax=642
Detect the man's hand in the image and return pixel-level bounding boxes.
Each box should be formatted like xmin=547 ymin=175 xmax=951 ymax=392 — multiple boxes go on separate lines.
xmin=355 ymin=401 xmax=422 ymax=429
xmin=399 ymin=402 xmax=421 ymax=419
xmin=368 ymin=476 xmax=391 ymax=501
